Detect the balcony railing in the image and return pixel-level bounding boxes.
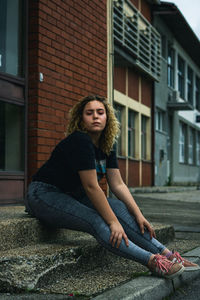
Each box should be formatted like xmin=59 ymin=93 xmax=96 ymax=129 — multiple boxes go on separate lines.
xmin=113 ymin=0 xmax=161 ymax=81
xmin=167 ymin=90 xmax=193 ymax=110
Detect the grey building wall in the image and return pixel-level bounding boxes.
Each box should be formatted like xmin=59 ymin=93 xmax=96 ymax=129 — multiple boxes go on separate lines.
xmin=154 ymin=15 xmax=200 ymax=186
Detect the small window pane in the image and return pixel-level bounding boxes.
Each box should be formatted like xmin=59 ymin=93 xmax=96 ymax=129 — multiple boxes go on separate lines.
xmin=141 ymin=116 xmax=147 ymax=160
xmin=178 ymin=56 xmax=185 ymax=99
xmin=0 ymin=101 xmax=24 ymax=171
xmin=167 ymin=45 xmax=174 ymax=88
xmin=128 ymin=110 xmax=135 ymax=157
xmin=195 ymin=76 xmax=200 ymax=111
xmin=0 ymin=0 xmax=24 ymax=77
xmin=114 ymin=103 xmax=123 ymax=156
xmin=187 ymin=67 xmax=193 ymax=104
xmin=156 ymin=109 xmax=165 ymax=132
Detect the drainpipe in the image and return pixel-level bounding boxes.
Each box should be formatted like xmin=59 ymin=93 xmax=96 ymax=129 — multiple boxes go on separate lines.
xmin=107 ymin=0 xmax=114 ymax=106
xmin=151 ymin=82 xmax=155 ymax=186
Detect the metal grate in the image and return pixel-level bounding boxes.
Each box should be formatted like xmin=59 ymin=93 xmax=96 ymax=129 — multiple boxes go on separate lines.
xmin=113 ymin=0 xmax=161 ymax=81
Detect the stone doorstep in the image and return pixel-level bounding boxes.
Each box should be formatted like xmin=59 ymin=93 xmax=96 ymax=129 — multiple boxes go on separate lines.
xmin=0 ymin=216 xmax=95 ymax=252
xmin=0 ymin=205 xmax=175 ymax=251
xmin=0 ymin=241 xmax=110 ymax=293
xmin=0 ymin=221 xmax=174 ymax=294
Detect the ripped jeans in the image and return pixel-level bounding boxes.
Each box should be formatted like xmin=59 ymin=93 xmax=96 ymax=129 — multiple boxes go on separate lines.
xmin=25 ymin=181 xmax=166 ymax=266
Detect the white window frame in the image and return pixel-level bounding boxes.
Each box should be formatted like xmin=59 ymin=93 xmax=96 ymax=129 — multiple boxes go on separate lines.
xmin=155 ymin=109 xmax=165 ymax=132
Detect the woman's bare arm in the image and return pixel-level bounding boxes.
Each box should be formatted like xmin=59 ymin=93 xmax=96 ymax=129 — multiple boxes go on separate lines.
xmin=107 ymin=169 xmax=155 ymax=238
xmin=78 ymin=169 xmax=129 ymax=248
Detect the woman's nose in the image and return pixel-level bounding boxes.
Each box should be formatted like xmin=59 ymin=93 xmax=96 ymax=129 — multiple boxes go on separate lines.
xmin=93 ymin=111 xmax=98 ymax=118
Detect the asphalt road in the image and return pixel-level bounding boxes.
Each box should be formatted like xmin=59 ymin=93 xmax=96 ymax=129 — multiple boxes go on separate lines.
xmin=134 ymin=191 xmax=200 ymax=228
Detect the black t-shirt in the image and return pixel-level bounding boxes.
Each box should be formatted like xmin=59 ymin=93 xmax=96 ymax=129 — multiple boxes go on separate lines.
xmin=32 ymin=131 xmax=118 ymax=197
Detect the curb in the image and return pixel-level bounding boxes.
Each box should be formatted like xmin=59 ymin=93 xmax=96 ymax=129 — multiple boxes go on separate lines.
xmin=91 ymin=247 xmax=200 ymax=300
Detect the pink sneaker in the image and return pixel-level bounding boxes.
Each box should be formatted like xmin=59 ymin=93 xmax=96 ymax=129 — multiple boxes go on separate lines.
xmin=149 ymin=254 xmax=185 ymax=279
xmin=168 ymin=251 xmax=200 ymax=271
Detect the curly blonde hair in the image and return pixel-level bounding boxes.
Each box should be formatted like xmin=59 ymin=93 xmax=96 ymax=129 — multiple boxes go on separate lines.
xmin=66 ymin=95 xmax=120 ymax=155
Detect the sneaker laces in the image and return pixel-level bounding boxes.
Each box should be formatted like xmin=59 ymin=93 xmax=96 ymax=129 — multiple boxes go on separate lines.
xmin=153 ymin=255 xmax=174 ymax=273
xmin=172 ymin=251 xmax=184 ymax=264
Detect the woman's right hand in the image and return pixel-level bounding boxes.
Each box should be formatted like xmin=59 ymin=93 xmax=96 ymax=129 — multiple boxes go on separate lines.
xmin=109 ymin=221 xmax=129 ymax=248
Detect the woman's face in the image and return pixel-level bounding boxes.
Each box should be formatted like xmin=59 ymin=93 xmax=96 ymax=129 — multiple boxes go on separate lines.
xmin=82 ymin=100 xmax=107 ymax=135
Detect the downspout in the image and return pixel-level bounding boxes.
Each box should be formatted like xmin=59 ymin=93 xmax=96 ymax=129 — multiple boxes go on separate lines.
xmin=107 ymin=0 xmax=114 ymax=106
xmin=107 ymin=0 xmax=114 ymax=197
xmin=151 ymin=82 xmax=155 ymax=186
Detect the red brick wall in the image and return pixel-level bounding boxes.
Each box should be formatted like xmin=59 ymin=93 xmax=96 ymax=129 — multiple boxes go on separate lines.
xmin=128 ymin=68 xmax=139 ymax=101
xmin=118 ymin=158 xmax=126 ymax=183
xmin=114 ymin=66 xmax=126 ymax=94
xmin=141 ymin=0 xmax=151 ymax=22
xmin=142 ymin=161 xmax=152 ymax=186
xmin=141 ymin=77 xmax=152 ymax=107
xmin=129 ymin=0 xmax=139 ymax=9
xmin=128 ymin=160 xmax=140 ymax=187
xmin=28 ymin=0 xmax=107 ymax=182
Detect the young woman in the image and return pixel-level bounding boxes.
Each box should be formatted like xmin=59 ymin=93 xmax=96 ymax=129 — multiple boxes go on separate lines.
xmin=25 ymin=95 xmax=199 ymax=279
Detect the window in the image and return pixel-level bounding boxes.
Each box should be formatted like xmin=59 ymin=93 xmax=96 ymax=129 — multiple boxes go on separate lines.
xmin=155 ymin=109 xmax=165 ymax=132
xmin=178 ymin=56 xmax=185 ymax=99
xmin=195 ymin=76 xmax=200 ymax=111
xmin=179 ymin=122 xmax=186 ymax=163
xmin=0 ymin=0 xmax=24 ymax=77
xmin=188 ymin=128 xmax=195 ymax=164
xmin=197 ymin=132 xmax=200 ymax=166
xmin=187 ymin=67 xmax=193 ymax=104
xmin=167 ymin=45 xmax=174 ymax=88
xmin=114 ymin=103 xmax=123 ymax=156
xmin=0 ymin=101 xmax=24 ymax=171
xmin=128 ymin=109 xmax=136 ymax=157
xmin=141 ymin=115 xmax=147 ymax=160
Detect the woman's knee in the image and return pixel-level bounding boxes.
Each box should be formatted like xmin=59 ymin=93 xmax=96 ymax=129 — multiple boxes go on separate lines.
xmin=108 ymin=197 xmax=127 ymax=212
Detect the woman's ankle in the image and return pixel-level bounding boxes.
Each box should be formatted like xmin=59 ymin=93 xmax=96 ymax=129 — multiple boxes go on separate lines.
xmin=161 ymin=248 xmax=172 ymax=258
xmin=147 ymin=254 xmax=155 ymax=268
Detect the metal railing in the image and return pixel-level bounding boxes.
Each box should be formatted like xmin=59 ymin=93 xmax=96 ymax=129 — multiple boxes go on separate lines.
xmin=113 ymin=0 xmax=161 ymax=81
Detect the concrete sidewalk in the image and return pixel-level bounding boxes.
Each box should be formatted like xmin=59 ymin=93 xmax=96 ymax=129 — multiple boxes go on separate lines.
xmin=92 ymin=247 xmax=200 ymax=300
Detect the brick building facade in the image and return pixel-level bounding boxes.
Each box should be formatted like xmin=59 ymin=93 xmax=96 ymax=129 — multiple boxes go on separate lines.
xmin=113 ymin=0 xmax=160 ymax=187
xmin=28 ymin=0 xmax=108 ymax=179
xmin=0 ymin=0 xmax=160 ymax=204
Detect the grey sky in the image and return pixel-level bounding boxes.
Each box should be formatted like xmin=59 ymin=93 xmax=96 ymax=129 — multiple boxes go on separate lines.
xmin=161 ymin=0 xmax=200 ymax=40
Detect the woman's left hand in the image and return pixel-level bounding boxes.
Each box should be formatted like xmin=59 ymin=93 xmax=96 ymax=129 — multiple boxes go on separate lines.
xmin=135 ymin=214 xmax=156 ymax=239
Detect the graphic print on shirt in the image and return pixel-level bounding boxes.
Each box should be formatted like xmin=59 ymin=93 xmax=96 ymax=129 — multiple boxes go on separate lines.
xmin=95 ymin=159 xmax=106 ymax=181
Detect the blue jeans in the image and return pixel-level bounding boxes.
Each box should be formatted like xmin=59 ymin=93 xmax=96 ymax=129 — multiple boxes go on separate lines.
xmin=25 ymin=181 xmax=166 ymax=266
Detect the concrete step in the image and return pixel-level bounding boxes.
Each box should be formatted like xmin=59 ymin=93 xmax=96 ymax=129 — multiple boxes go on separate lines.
xmin=0 ymin=241 xmax=109 ymax=293
xmin=0 ymin=205 xmax=175 ymax=294
xmin=0 ymin=206 xmax=94 ymax=251
xmin=0 ymin=206 xmax=175 ymax=251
